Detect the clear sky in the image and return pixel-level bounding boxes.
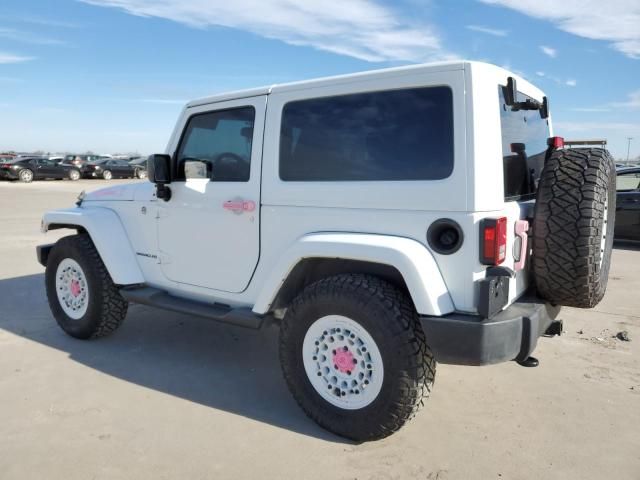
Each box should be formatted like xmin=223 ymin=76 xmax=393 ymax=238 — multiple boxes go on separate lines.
xmin=1 ymin=0 xmax=639 ymax=159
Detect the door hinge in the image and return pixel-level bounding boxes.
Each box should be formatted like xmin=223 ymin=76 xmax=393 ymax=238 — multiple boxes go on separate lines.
xmin=156 ymin=207 xmax=169 ymax=219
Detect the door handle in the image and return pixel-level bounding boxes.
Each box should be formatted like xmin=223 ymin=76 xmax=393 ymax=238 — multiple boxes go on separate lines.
xmin=223 ymin=200 xmax=256 ymax=213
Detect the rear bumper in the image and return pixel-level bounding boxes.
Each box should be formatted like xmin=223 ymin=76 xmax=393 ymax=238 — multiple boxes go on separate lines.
xmin=420 ymin=292 xmax=561 ymax=366
xmin=0 ymin=170 xmax=19 ymax=180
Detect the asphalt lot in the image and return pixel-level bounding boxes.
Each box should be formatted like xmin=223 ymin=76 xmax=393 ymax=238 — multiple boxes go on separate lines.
xmin=0 ymin=179 xmax=638 ymax=480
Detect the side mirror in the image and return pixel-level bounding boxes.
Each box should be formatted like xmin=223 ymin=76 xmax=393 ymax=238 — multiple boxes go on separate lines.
xmin=147 ymin=154 xmax=171 ymax=184
xmin=147 ymin=154 xmax=172 ymax=201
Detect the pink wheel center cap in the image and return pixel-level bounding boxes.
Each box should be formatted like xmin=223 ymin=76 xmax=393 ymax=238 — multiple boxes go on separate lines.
xmin=333 ymin=349 xmax=354 ymax=373
xmin=70 ymin=279 xmax=81 ymax=297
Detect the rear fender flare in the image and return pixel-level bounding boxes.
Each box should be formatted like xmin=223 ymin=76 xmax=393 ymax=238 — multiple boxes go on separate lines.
xmin=253 ymin=233 xmax=454 ymax=316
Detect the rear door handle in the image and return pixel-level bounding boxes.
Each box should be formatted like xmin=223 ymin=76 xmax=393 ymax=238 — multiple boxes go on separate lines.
xmin=223 ymin=200 xmax=256 ymax=213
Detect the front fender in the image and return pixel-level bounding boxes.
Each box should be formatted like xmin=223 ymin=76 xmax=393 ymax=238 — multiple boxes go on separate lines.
xmin=41 ymin=207 xmax=144 ymax=285
xmin=253 ymin=233 xmax=454 ymax=316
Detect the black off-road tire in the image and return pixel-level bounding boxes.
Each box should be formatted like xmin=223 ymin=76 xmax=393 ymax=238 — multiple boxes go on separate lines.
xmin=45 ymin=234 xmax=128 ymax=339
xmin=532 ymin=148 xmax=616 ymax=308
xmin=279 ymin=274 xmax=436 ymax=441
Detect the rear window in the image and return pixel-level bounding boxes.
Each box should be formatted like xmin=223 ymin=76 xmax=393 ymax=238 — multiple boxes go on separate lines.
xmin=279 ymin=86 xmax=454 ymax=181
xmin=499 ymin=86 xmax=550 ymax=201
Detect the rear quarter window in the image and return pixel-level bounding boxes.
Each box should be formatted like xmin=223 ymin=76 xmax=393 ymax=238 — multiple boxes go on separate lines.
xmin=279 ymin=86 xmax=454 ymax=181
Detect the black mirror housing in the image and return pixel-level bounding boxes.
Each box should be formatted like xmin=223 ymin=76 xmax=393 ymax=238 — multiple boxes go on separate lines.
xmin=148 ymin=154 xmax=172 ymax=184
xmin=148 ymin=154 xmax=172 ymax=202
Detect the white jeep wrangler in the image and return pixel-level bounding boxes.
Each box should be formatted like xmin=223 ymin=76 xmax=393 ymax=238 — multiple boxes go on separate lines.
xmin=38 ymin=61 xmax=615 ymax=441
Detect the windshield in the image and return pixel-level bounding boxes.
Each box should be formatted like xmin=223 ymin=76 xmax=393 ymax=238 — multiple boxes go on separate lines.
xmin=499 ymin=85 xmax=550 ymax=201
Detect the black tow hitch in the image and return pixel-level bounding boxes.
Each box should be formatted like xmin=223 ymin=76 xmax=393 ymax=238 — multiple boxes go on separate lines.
xmin=544 ymin=319 xmax=563 ymax=336
xmin=517 ymin=356 xmax=539 ymax=368
xmin=516 ymin=320 xmax=563 ymax=368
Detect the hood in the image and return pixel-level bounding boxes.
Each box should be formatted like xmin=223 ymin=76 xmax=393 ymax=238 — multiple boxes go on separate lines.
xmin=82 ymin=183 xmax=140 ymax=202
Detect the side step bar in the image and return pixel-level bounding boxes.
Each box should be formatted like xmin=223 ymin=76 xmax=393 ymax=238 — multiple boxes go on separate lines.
xmin=120 ymin=286 xmax=263 ymax=329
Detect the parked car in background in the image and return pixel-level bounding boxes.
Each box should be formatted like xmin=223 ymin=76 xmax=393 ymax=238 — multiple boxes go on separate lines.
xmin=615 ymin=167 xmax=640 ymax=241
xmin=128 ymin=157 xmax=148 ymax=178
xmin=81 ymin=158 xmax=146 ymax=179
xmin=0 ymin=157 xmax=81 ymax=182
xmin=0 ymin=154 xmax=16 ymax=163
xmin=61 ymin=154 xmax=110 ymax=167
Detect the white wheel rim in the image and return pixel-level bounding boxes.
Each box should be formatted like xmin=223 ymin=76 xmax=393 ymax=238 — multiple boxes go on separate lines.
xmin=302 ymin=315 xmax=384 ymax=410
xmin=55 ymin=258 xmax=89 ymax=319
xmin=21 ymin=170 xmax=32 ymax=181
xmin=71 ymin=170 xmax=79 ymax=180
xmin=599 ymin=196 xmax=608 ymax=269
xmin=104 ymin=171 xmax=111 ymax=179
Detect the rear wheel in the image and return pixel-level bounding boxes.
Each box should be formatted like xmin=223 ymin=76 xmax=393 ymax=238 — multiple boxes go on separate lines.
xmin=68 ymin=169 xmax=80 ymax=181
xmin=137 ymin=169 xmax=147 ymax=179
xmin=279 ymin=274 xmax=435 ymax=441
xmin=45 ymin=234 xmax=128 ymax=339
xmin=532 ymin=148 xmax=616 ymax=308
xmin=19 ymin=169 xmax=34 ymax=183
xmin=102 ymin=170 xmax=112 ymax=180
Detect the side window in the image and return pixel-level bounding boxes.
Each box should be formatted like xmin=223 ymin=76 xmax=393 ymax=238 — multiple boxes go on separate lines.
xmin=616 ymin=172 xmax=640 ymax=191
xmin=279 ymin=87 xmax=454 ymax=181
xmin=176 ymin=107 xmax=255 ymax=182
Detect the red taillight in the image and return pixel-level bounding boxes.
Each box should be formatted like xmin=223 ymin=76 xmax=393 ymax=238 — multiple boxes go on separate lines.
xmin=547 ymin=136 xmax=564 ymax=149
xmin=480 ymin=217 xmax=507 ymax=265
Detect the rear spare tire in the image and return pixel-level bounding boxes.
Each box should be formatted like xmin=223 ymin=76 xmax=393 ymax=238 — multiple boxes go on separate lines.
xmin=532 ymin=148 xmax=615 ymax=308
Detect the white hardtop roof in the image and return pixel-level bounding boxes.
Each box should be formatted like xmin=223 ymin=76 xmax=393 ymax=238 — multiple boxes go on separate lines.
xmin=185 ymin=61 xmax=544 ymax=108
xmin=186 ymin=61 xmax=471 ymax=108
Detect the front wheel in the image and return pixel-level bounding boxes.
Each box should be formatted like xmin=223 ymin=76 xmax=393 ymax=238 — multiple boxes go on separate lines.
xmin=45 ymin=234 xmax=128 ymax=339
xmin=102 ymin=170 xmax=112 ymax=180
xmin=68 ymin=169 xmax=80 ymax=181
xmin=137 ymin=169 xmax=147 ymax=179
xmin=279 ymin=274 xmax=435 ymax=441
